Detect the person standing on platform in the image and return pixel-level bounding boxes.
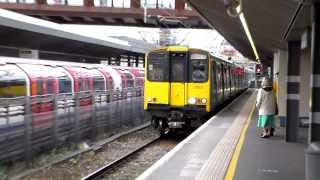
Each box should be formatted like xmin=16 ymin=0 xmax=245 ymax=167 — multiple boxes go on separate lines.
xmin=256 ymin=77 xmax=277 ymax=138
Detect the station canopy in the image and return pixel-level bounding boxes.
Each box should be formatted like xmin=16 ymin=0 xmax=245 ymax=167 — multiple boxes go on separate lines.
xmin=0 ymin=9 xmax=149 ymax=59
xmin=187 ymin=0 xmax=310 ymax=65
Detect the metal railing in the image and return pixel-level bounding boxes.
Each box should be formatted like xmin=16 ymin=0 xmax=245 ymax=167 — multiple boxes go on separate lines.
xmin=0 ymin=87 xmax=147 ymax=165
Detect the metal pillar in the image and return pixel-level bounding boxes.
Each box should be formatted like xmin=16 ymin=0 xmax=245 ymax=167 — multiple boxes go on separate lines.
xmin=36 ymin=0 xmax=47 ymax=5
xmin=175 ymin=0 xmax=185 ymax=10
xmin=286 ymin=41 xmax=301 ymax=142
xmin=142 ymin=56 xmax=145 ymax=68
xmin=299 ymin=40 xmax=311 ymax=127
xmin=309 ymin=3 xmax=320 ymax=143
xmin=128 ymin=55 xmax=131 ymax=67
xmin=131 ymin=0 xmax=140 ymax=8
xmin=84 ymin=0 xmax=94 ymax=7
xmin=135 ymin=56 xmax=139 ymax=67
xmin=306 ymin=5 xmax=320 ymax=180
xmin=116 ymin=56 xmax=121 ymax=66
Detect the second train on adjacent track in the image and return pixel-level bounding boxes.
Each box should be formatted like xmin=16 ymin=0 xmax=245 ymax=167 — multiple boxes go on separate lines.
xmin=144 ymin=46 xmax=254 ymax=135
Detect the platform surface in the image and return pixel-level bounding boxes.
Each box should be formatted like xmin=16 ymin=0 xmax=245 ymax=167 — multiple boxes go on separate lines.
xmin=137 ymin=90 xmax=256 ymax=180
xmin=137 ymin=88 xmax=307 ymax=180
xmin=234 ymin=109 xmax=306 ymax=180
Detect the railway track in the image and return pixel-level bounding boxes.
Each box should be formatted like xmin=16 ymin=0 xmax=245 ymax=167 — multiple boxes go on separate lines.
xmin=11 ymin=123 xmax=154 ymax=180
xmin=81 ymin=137 xmax=161 ymax=180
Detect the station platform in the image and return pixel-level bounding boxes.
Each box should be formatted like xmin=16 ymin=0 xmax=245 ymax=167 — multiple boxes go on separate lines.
xmin=136 ymin=89 xmax=306 ymax=180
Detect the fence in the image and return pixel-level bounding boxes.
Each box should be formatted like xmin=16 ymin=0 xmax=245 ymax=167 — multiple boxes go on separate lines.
xmin=0 ymin=87 xmax=147 ymax=165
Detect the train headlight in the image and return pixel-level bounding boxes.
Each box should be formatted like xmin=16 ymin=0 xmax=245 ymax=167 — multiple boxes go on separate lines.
xmin=188 ymin=97 xmax=197 ymax=104
xmin=201 ymin=98 xmax=207 ymax=104
xmin=147 ymin=97 xmax=153 ymax=102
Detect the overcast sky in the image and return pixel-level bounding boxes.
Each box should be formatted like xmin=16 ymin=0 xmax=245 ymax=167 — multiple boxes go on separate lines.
xmin=63 ymin=24 xmax=237 ymax=58
xmin=57 ymin=0 xmax=243 ymax=60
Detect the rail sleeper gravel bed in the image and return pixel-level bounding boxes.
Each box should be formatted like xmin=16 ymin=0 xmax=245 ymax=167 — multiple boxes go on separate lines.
xmin=21 ymin=127 xmax=159 ymax=180
xmin=101 ymin=136 xmax=186 ymax=180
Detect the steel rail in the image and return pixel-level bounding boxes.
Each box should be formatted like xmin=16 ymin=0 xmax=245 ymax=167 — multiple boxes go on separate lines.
xmin=11 ymin=123 xmax=150 ymax=180
xmin=81 ymin=137 xmax=161 ymax=180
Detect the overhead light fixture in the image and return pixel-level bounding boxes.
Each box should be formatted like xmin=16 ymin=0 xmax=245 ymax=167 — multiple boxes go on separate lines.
xmin=223 ymin=0 xmax=242 ymax=18
xmin=236 ymin=6 xmax=260 ymax=63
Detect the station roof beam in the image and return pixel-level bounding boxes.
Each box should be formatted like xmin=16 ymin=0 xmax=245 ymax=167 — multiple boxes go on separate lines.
xmin=185 ymin=0 xmax=310 ymax=64
xmin=0 ymin=9 xmax=149 ymax=62
xmin=0 ymin=0 xmax=210 ymax=28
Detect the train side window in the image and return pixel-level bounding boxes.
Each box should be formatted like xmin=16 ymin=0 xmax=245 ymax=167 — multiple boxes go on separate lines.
xmin=93 ymin=77 xmax=105 ymax=91
xmin=78 ymin=79 xmax=83 ymax=92
xmin=59 ymin=78 xmax=72 ymax=93
xmin=124 ymin=73 xmax=134 ymax=88
xmin=216 ymin=64 xmax=222 ymax=93
xmin=47 ymin=78 xmax=54 ymax=94
xmin=36 ymin=79 xmax=44 ymax=95
xmin=78 ymin=78 xmax=88 ymax=92
xmin=54 ymin=67 xmax=72 ymax=94
xmin=84 ymin=79 xmax=90 ymax=91
xmin=109 ymin=80 xmax=114 ymax=90
xmin=224 ymin=67 xmax=228 ymax=89
xmin=0 ymin=64 xmax=27 ymax=97
xmin=79 ymin=78 xmax=90 ymax=92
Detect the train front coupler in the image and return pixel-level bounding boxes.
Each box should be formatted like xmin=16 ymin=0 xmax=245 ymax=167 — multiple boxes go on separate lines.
xmin=167 ymin=110 xmax=185 ymax=129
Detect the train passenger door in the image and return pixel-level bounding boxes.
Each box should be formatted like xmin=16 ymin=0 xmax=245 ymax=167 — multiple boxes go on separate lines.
xmin=216 ymin=63 xmax=223 ymax=105
xmin=211 ymin=61 xmax=218 ymax=109
xmin=169 ymin=52 xmax=187 ymax=107
xmin=221 ymin=63 xmax=225 ymax=102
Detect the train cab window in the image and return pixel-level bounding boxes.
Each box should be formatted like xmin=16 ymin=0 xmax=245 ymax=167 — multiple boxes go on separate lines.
xmin=0 ymin=64 xmax=27 ymax=97
xmin=147 ymin=52 xmax=169 ymax=81
xmin=189 ymin=53 xmax=208 ymax=82
xmin=170 ymin=52 xmax=186 ymax=82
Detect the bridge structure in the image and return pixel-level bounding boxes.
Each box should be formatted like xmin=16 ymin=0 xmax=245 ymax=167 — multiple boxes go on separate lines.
xmin=0 ymin=0 xmax=209 ymax=28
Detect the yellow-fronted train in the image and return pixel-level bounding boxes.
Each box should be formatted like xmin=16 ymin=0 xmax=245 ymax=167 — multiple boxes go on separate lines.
xmin=144 ymin=46 xmax=255 ymax=136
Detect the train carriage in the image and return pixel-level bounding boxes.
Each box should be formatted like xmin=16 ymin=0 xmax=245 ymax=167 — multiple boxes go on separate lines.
xmin=144 ymin=46 xmax=253 ymax=135
xmin=0 ymin=57 xmax=143 ymax=145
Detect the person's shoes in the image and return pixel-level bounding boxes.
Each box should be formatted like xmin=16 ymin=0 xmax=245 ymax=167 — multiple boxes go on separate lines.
xmin=270 ymin=128 xmax=275 ymax=136
xmin=260 ymin=134 xmax=270 ymax=138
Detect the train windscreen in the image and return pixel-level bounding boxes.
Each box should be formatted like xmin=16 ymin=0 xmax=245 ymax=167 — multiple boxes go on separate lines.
xmin=170 ymin=52 xmax=187 ymax=82
xmin=189 ymin=53 xmax=208 ymax=82
xmin=147 ymin=52 xmax=169 ymax=82
xmin=0 ymin=64 xmax=27 ymax=97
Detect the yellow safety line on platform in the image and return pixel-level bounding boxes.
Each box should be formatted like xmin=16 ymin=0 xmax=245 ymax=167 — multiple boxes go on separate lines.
xmin=224 ymin=103 xmax=256 ymax=180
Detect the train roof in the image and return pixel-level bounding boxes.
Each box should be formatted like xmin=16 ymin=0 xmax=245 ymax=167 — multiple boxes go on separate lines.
xmin=0 ymin=56 xmax=141 ymax=70
xmin=149 ymin=46 xmax=207 ymax=53
xmin=147 ymin=46 xmax=255 ymax=73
